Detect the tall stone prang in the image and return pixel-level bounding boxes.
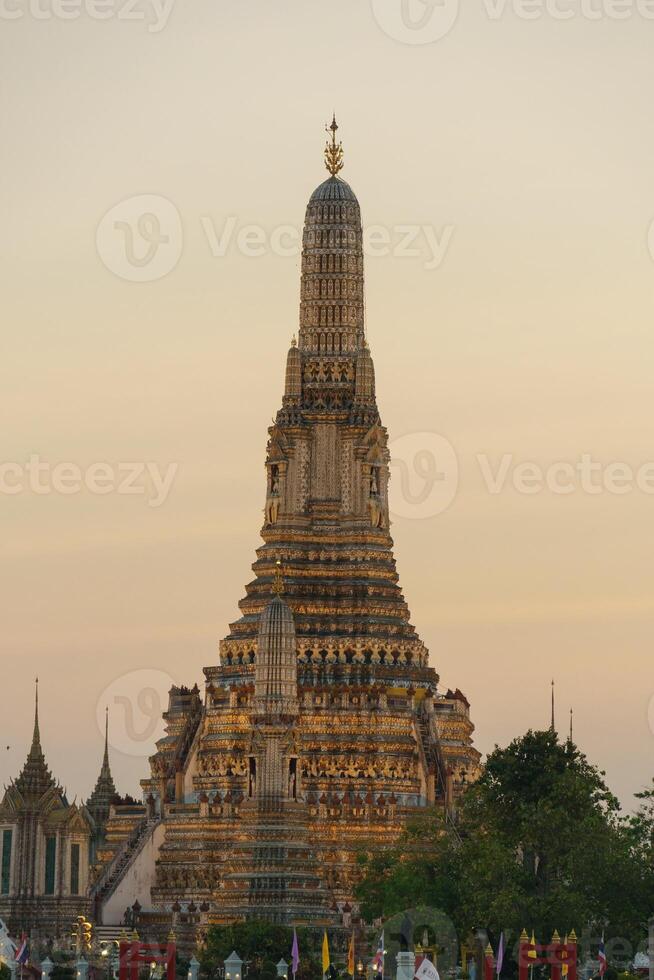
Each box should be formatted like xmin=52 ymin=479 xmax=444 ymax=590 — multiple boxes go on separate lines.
xmin=96 ymin=121 xmax=481 ymax=937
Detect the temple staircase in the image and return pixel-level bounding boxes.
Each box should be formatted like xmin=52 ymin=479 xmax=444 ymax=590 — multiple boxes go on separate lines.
xmin=91 ymin=817 xmax=162 ymax=913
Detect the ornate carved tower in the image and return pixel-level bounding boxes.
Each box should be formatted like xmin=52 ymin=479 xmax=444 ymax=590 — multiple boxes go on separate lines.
xmin=99 ymin=122 xmax=480 ymax=936
xmin=222 ymin=117 xmax=416 ymax=666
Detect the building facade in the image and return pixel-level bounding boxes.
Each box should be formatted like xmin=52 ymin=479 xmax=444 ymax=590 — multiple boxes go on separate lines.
xmin=0 ymin=685 xmax=93 ymax=939
xmin=94 ymin=123 xmax=481 ymax=937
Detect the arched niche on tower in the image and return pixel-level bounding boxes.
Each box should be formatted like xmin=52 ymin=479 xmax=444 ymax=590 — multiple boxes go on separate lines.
xmin=264 ymin=428 xmax=289 ymax=526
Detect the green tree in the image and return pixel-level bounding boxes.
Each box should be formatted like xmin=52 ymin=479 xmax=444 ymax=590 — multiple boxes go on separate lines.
xmin=357 ymin=730 xmax=654 ymax=953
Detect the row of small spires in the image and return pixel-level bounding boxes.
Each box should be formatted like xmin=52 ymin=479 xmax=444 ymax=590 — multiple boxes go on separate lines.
xmin=484 ymin=930 xmax=579 ymax=960
xmin=121 ymin=898 xmax=207 ymax=919
xmin=518 ymin=928 xmax=577 ymax=942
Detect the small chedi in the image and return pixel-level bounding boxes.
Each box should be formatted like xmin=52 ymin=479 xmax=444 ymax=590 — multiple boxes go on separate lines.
xmin=32 ymin=120 xmax=480 ymax=941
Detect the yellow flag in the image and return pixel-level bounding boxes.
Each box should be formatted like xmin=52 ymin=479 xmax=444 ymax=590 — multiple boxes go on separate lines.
xmin=322 ymin=931 xmax=331 ymax=976
xmin=562 ymin=935 xmax=569 ymax=977
xmin=528 ymin=933 xmax=537 ymax=960
xmin=347 ymin=934 xmax=355 ymax=977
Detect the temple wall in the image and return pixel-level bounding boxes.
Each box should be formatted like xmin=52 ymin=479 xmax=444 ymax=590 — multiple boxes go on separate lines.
xmin=102 ymin=823 xmax=165 ymax=925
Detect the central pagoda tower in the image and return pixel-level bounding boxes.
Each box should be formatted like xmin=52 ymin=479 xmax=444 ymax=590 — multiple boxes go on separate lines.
xmin=98 ymin=122 xmax=480 ymax=937
xmin=220 ymin=117 xmax=420 ymax=665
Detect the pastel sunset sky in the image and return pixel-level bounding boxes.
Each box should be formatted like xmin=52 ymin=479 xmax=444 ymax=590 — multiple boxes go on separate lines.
xmin=2 ymin=0 xmax=653 ymax=807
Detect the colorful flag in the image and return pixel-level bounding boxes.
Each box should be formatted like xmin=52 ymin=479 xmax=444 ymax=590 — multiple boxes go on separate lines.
xmin=528 ymin=933 xmax=537 ymax=961
xmin=372 ymin=932 xmax=385 ymax=975
xmin=496 ymin=934 xmax=505 ymax=977
xmin=598 ymin=938 xmax=607 ymax=978
xmin=322 ymin=931 xmax=330 ymax=977
xmin=15 ymin=935 xmax=29 ymax=966
xmin=347 ymin=933 xmax=355 ymax=977
xmin=291 ymin=928 xmax=300 ymax=977
xmin=561 ymin=936 xmax=569 ymax=978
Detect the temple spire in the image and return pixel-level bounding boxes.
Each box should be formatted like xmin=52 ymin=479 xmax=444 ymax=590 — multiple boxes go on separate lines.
xmin=550 ymin=679 xmax=556 ymax=734
xmin=14 ymin=679 xmax=55 ymax=800
xmin=31 ymin=676 xmax=41 ymax=754
xmin=569 ymin=707 xmax=574 ymax=744
xmin=87 ymin=708 xmax=117 ymax=816
xmin=324 ymin=114 xmax=344 ymax=177
xmin=102 ymin=707 xmax=110 ymax=772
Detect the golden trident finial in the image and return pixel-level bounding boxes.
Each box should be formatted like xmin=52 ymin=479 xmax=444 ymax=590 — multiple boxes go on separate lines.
xmin=272 ymin=560 xmax=284 ymax=596
xmin=324 ymin=114 xmax=344 ymax=177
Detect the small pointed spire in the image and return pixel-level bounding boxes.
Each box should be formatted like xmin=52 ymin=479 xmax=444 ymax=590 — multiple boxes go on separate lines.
xmin=32 ymin=676 xmax=41 ymax=751
xmin=569 ymin=707 xmax=573 ymax=744
xmin=550 ymin=678 xmax=556 ymax=734
xmin=324 ymin=114 xmax=344 ymax=177
xmin=103 ymin=707 xmax=110 ymax=768
xmin=14 ymin=679 xmax=55 ymax=799
xmin=86 ymin=707 xmax=117 ymax=816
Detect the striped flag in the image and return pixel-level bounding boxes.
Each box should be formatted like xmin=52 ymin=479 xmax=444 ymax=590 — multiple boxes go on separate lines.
xmin=15 ymin=935 xmax=29 ymax=966
xmin=598 ymin=938 xmax=607 ymax=977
